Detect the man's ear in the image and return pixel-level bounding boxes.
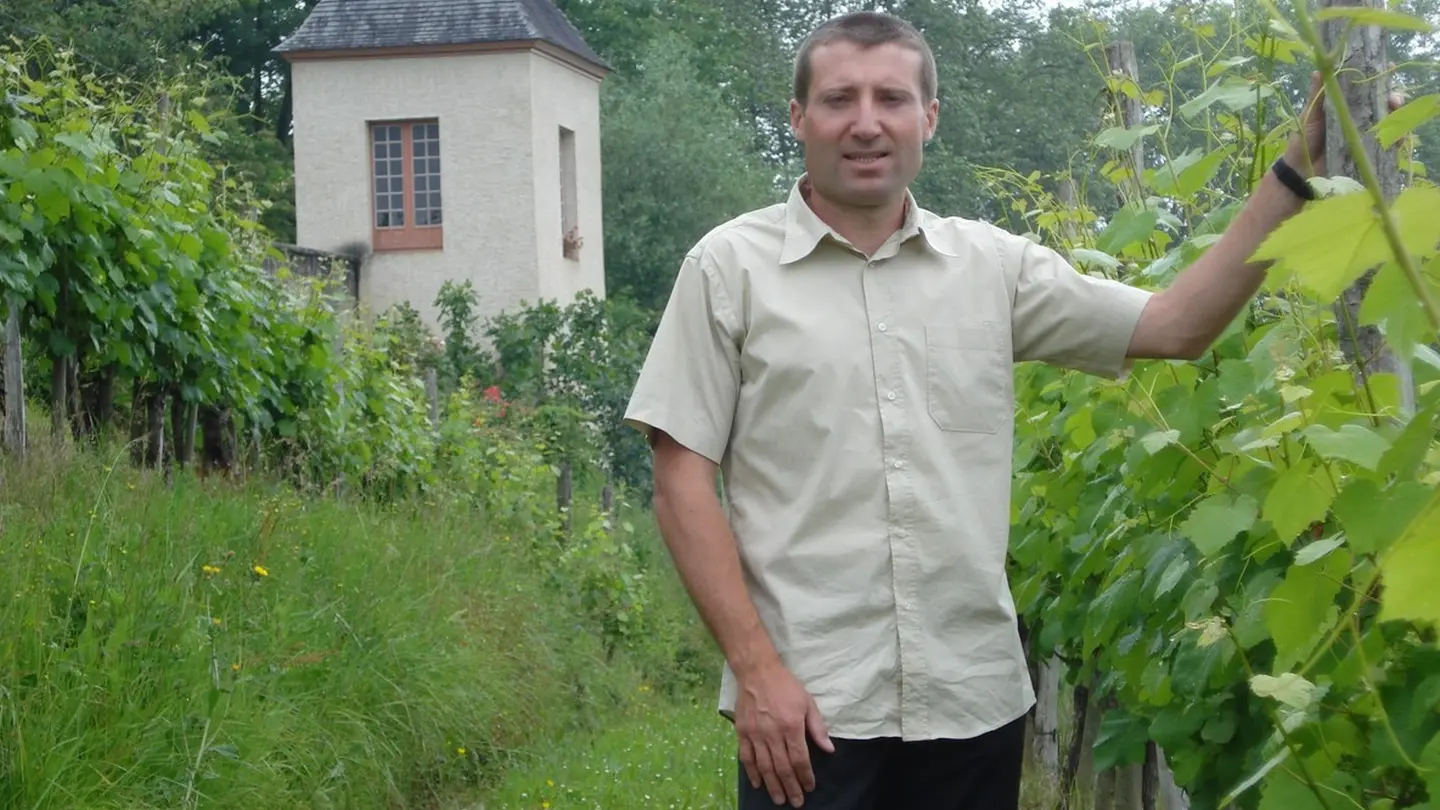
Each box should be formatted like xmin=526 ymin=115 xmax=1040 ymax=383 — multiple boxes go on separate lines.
xmin=789 ymin=97 xmax=805 ymax=142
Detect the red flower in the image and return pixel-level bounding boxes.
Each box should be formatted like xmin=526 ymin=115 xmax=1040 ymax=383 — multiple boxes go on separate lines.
xmin=482 ymin=385 xmax=502 ymax=402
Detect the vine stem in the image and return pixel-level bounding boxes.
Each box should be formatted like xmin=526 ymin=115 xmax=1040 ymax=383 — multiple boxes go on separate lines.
xmin=1349 ymin=615 xmax=1428 ymax=774
xmin=1231 ymin=631 xmax=1337 ymax=810
xmin=1289 ymin=5 xmax=1440 ymax=336
xmin=1299 ymin=565 xmax=1378 ymax=676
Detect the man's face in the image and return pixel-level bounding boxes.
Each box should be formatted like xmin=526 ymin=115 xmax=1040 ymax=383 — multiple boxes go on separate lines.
xmin=790 ymin=40 xmax=938 ymax=210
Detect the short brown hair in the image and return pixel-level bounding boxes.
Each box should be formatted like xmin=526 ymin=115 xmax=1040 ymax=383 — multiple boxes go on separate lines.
xmin=792 ymin=11 xmax=938 ymax=105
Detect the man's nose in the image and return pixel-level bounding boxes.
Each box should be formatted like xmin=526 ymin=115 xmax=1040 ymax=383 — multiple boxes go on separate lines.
xmin=851 ymin=98 xmax=882 ymax=139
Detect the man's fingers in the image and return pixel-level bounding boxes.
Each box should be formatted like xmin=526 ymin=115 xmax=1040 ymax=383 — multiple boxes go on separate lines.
xmin=786 ymin=729 xmax=816 ymax=793
xmin=767 ymin=737 xmax=806 ymax=808
xmin=739 ymin=735 xmax=761 ymax=790
xmin=751 ymin=740 xmax=787 ymax=806
xmin=806 ymin=702 xmax=835 ymax=754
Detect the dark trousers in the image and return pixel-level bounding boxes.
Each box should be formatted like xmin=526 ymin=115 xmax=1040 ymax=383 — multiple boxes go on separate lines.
xmin=737 ymin=714 xmax=1025 ymax=810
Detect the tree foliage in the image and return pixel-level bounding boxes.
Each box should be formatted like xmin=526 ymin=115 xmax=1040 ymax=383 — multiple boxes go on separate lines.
xmin=596 ymin=33 xmax=780 ymax=310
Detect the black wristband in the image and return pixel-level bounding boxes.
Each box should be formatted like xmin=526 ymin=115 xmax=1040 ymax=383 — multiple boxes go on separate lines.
xmin=1271 ymin=156 xmax=1316 ymax=201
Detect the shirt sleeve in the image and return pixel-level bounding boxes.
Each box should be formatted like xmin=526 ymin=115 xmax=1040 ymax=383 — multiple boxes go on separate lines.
xmin=622 ymin=248 xmax=743 ymax=465
xmin=1002 ymin=230 xmax=1155 ymax=379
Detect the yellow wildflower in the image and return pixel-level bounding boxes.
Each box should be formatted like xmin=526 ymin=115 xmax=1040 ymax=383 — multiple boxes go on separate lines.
xmin=457 ymin=747 xmax=466 ymax=756
xmin=202 ymin=564 xmax=221 ymax=576
xmin=253 ymin=565 xmax=269 ymax=577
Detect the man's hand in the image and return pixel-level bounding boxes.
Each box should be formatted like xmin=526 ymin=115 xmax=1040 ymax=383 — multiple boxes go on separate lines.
xmin=734 ymin=658 xmax=835 ymax=807
xmin=1286 ymin=69 xmax=1407 ymax=178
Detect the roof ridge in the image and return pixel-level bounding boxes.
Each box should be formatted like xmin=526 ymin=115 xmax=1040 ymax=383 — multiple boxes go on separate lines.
xmin=273 ymin=0 xmax=609 ymax=73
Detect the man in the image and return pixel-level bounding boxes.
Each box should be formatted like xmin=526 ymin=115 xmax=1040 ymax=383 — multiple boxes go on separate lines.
xmin=623 ymin=10 xmax=1347 ymax=810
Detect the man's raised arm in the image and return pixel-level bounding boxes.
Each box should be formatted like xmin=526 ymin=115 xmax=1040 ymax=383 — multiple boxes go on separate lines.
xmin=1125 ymin=71 xmax=1405 ymax=361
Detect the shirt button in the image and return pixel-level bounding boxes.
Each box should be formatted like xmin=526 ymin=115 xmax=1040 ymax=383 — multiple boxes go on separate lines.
xmin=878 ymin=322 xmax=887 ymax=332
xmin=893 ymin=460 xmax=904 ymax=469
xmin=887 ymin=391 xmax=897 ymax=401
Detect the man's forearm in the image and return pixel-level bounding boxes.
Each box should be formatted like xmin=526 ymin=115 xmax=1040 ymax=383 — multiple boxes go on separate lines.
xmin=653 ymin=461 xmax=779 ymax=679
xmin=1138 ymin=170 xmax=1306 ymax=358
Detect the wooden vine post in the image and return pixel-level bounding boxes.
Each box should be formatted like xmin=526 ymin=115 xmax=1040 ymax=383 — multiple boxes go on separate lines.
xmin=1105 ymin=40 xmax=1146 ymax=203
xmin=1320 ymin=0 xmax=1414 ymax=415
xmin=425 ymin=367 xmax=440 ymax=426
xmin=3 ymin=303 xmax=25 ymax=456
xmin=1070 ymin=40 xmax=1188 ymax=810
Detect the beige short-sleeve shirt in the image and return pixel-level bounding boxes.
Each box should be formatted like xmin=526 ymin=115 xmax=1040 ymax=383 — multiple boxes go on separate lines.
xmin=624 ymin=177 xmax=1153 ymax=741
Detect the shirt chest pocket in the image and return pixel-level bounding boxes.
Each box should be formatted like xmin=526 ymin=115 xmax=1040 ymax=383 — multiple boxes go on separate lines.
xmin=924 ymin=324 xmax=1009 ymax=434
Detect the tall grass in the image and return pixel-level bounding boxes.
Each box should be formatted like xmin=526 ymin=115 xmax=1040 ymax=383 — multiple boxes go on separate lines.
xmin=0 ymin=436 xmax=709 ymax=809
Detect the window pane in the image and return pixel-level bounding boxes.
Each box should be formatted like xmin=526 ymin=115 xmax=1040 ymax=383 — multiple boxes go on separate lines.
xmin=387 ymin=125 xmax=400 ymax=140
xmin=410 ymin=122 xmax=441 ymax=228
xmin=376 ymin=177 xmax=389 ymax=193
xmin=377 ymin=211 xmax=390 ymax=228
xmin=388 ymin=159 xmax=401 ymax=175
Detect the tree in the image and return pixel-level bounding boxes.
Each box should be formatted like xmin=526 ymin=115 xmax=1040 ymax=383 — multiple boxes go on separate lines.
xmin=598 ymin=33 xmax=779 ymax=311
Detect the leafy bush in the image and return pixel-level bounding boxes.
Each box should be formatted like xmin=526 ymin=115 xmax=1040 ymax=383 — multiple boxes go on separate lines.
xmin=991 ymin=5 xmax=1440 ymax=809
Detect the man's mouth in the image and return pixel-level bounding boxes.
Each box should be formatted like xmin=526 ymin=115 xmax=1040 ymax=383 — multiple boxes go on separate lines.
xmin=844 ymin=151 xmax=890 ymax=164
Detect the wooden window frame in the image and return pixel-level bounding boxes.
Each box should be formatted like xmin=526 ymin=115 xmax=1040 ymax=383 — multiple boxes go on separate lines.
xmin=369 ymin=119 xmax=444 ymax=252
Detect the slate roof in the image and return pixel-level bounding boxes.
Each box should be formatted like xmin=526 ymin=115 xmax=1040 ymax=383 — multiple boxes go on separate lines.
xmin=274 ymin=0 xmax=608 ymax=72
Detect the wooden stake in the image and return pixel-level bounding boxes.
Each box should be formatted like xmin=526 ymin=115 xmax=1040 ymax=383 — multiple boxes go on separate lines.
xmin=1321 ymin=0 xmax=1414 ymax=416
xmin=2 ymin=305 xmax=25 ymax=456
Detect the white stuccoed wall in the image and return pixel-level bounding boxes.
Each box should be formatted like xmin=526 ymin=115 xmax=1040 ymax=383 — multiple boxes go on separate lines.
xmin=289 ymin=46 xmax=606 ymax=334
xmin=529 ymin=51 xmax=606 ymax=305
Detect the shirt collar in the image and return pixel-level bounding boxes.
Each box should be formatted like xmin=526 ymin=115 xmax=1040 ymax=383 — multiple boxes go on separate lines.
xmin=779 ymin=174 xmax=936 ymax=265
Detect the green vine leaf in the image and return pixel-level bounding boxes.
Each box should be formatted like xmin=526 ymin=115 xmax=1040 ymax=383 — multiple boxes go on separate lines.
xmin=1178 ymin=78 xmax=1275 ymax=118
xmin=1374 ymin=93 xmax=1440 ymax=148
xmin=1313 ymin=5 xmax=1436 ymax=32
xmin=1293 ymin=535 xmax=1346 ymax=566
xmin=1257 ymin=766 xmax=1338 ymax=810
xmin=1095 ymin=123 xmax=1161 ymax=151
xmin=1252 ymin=189 xmax=1392 ymax=300
xmin=1378 ymin=490 xmax=1440 ymax=627
xmin=1251 ymin=672 xmax=1320 ymax=711
xmin=1333 ymin=480 xmax=1433 ymax=556
xmin=1301 ymin=423 xmax=1390 ymax=470
xmin=1141 ymin=428 xmax=1182 ymax=454
xmin=1267 ymin=551 xmax=1347 ymax=671
xmin=1263 ymin=459 xmax=1335 ymax=546
xmin=1096 ymin=204 xmax=1160 ymax=254
xmin=1180 ymin=493 xmax=1260 ymax=557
